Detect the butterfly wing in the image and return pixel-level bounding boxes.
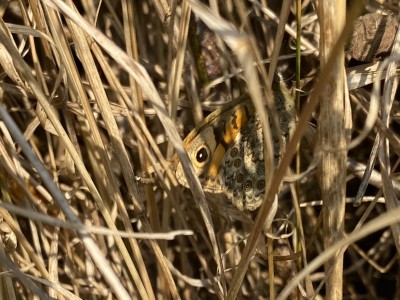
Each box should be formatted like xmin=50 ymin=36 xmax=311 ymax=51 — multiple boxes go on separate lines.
xmin=220 ymin=113 xmax=266 ymax=211
xmin=174 ymin=97 xmax=253 ymax=194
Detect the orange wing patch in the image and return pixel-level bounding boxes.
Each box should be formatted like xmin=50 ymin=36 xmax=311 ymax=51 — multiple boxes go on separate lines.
xmin=223 ymin=106 xmax=248 ymax=144
xmin=207 ymin=105 xmax=249 ymax=179
xmin=207 ymin=144 xmax=226 ymax=178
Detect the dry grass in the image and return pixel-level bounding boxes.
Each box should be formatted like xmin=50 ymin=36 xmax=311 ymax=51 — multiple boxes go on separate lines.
xmin=1 ymin=0 xmax=400 ymax=299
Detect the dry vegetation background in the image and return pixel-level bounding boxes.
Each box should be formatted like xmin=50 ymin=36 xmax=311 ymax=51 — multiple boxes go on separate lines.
xmin=1 ymin=0 xmax=400 ymax=299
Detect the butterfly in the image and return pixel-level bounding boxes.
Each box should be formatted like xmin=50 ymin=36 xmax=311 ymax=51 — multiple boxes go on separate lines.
xmin=173 ymin=85 xmax=295 ymax=211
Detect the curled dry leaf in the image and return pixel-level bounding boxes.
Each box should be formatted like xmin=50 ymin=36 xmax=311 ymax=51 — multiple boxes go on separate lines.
xmin=347 ymin=12 xmax=399 ymax=62
xmin=0 ymin=222 xmax=17 ymax=252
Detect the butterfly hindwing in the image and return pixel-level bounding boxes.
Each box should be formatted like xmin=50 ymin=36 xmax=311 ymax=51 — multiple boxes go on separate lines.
xmin=220 ymin=113 xmax=266 ymax=211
